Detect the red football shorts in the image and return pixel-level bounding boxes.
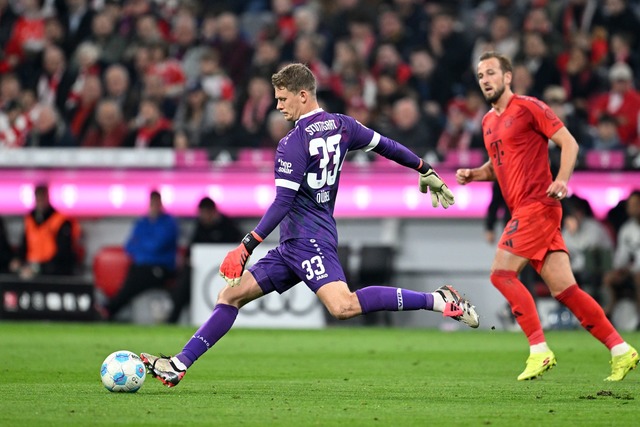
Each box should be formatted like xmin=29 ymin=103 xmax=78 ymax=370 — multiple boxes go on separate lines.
xmin=497 ymin=201 xmax=568 ymax=273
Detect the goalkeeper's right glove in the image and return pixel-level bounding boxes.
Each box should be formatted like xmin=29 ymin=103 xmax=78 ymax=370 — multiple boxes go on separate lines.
xmin=419 ymin=168 xmax=455 ymax=209
xmin=219 ymin=231 xmax=262 ymax=287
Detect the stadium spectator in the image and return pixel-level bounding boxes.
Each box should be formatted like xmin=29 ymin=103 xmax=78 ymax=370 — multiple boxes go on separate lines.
xmin=562 ymin=196 xmax=614 ymax=293
xmin=98 ymin=190 xmax=178 ymax=321
xmin=240 ymin=75 xmax=275 ymax=147
xmin=590 ymin=114 xmax=625 ymax=151
xmin=588 ymin=62 xmax=640 ymax=149
xmin=167 ymin=196 xmax=243 ymax=324
xmin=554 ymin=0 xmax=604 ymax=46
xmin=36 ymin=44 xmax=77 ymax=115
xmin=248 ymin=39 xmax=281 ymax=80
xmin=173 ymin=81 xmax=214 ymax=148
xmin=510 ymin=63 xmax=535 ymax=96
xmin=0 ymin=73 xmax=21 ymax=110
xmin=602 ymin=190 xmax=640 ymax=324
xmin=384 ymin=96 xmax=434 ymax=159
xmin=329 ymin=39 xmax=376 ymax=109
xmin=139 ymin=63 xmax=477 ymax=388
xmin=211 ymin=12 xmax=253 ymax=86
xmin=89 ymin=11 xmax=127 ymax=66
xmin=543 ymin=85 xmax=591 ymax=169
xmin=406 ymin=48 xmax=447 ymax=119
xmin=260 ymin=109 xmax=293 ymax=149
xmin=2 ymin=0 xmax=46 ymax=74
xmin=436 ymin=99 xmax=476 ymax=157
xmin=65 ymin=73 xmax=102 ymax=142
xmin=58 ymin=0 xmax=95 ymax=57
xmin=470 ymin=14 xmax=520 ymax=71
xmin=10 ymin=184 xmax=81 ymax=279
xmin=426 ymin=9 xmax=472 ymax=102
xmin=0 ymin=0 xmax=18 ymax=64
xmin=600 ymin=0 xmax=640 ymax=50
xmin=376 ymin=7 xmax=415 ymax=59
xmin=26 ymin=104 xmax=76 ymax=147
xmin=515 ymin=31 xmax=561 ymax=99
xmin=123 ymin=97 xmax=173 ymax=148
xmin=168 ymin=11 xmax=207 ymax=83
xmin=607 ymin=33 xmax=640 ymax=84
xmin=200 ymin=99 xmax=250 ymax=157
xmin=293 ymin=35 xmax=332 ymax=95
xmin=558 ymin=44 xmax=603 ymax=117
xmin=0 ymin=216 xmax=14 ymax=274
xmin=80 ymin=99 xmax=128 ymax=147
xmin=521 ymin=6 xmax=564 ymax=57
xmin=196 ymin=48 xmax=235 ymax=106
xmin=457 ymin=51 xmax=637 ymax=381
xmin=103 ymin=64 xmax=139 ymax=121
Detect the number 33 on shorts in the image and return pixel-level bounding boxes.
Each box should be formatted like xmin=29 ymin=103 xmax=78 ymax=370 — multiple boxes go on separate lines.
xmin=301 ymin=255 xmax=327 ymax=280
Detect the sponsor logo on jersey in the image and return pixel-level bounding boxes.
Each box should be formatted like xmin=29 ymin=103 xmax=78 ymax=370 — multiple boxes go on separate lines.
xmin=277 ymin=158 xmax=293 ymax=174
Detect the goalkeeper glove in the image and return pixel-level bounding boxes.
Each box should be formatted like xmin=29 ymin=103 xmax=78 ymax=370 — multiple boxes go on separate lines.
xmin=419 ymin=168 xmax=455 ymax=209
xmin=219 ymin=231 xmax=262 ymax=287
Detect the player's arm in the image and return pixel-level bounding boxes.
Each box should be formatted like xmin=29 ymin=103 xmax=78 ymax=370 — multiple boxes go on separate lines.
xmin=218 ymin=186 xmax=297 ymax=286
xmin=546 ymin=126 xmax=578 ymax=200
xmin=364 ymin=133 xmax=454 ymax=208
xmin=456 ymin=160 xmax=496 ymax=184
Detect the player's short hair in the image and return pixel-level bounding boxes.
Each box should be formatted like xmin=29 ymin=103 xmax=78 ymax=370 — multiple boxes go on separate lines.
xmin=271 ymin=63 xmax=317 ymax=97
xmin=478 ymin=51 xmax=513 ymax=74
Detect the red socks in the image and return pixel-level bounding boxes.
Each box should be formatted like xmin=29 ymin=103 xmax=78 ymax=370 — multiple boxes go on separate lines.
xmin=555 ymin=284 xmax=623 ymax=350
xmin=491 ymin=270 xmax=545 ymax=345
xmin=491 ymin=270 xmax=623 ymax=350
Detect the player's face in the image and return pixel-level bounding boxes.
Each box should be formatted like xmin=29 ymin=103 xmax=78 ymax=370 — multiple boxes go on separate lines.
xmin=477 ymin=58 xmax=511 ymax=104
xmin=274 ymin=87 xmax=303 ymax=122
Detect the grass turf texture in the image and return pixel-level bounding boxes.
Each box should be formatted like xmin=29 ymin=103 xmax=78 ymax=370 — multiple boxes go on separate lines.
xmin=1 ymin=322 xmax=638 ymax=426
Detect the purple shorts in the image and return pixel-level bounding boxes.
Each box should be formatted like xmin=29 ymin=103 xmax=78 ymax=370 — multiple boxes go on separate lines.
xmin=248 ymin=238 xmax=346 ymax=294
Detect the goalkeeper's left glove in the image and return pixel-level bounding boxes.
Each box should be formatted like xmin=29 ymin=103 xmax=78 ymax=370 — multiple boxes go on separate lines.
xmin=419 ymin=168 xmax=455 ymax=209
xmin=219 ymin=231 xmax=262 ymax=287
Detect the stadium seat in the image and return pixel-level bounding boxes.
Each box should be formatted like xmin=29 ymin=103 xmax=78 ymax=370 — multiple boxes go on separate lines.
xmin=92 ymin=246 xmax=132 ymax=299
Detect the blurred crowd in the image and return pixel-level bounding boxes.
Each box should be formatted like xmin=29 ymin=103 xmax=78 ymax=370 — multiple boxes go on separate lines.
xmin=1 ymin=0 xmax=640 ymax=167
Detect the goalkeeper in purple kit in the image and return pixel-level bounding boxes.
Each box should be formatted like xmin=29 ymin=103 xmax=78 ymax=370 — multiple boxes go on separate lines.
xmin=141 ymin=63 xmax=479 ymax=387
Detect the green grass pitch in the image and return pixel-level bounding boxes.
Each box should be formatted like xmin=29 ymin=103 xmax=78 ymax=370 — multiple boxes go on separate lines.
xmin=1 ymin=322 xmax=638 ymax=426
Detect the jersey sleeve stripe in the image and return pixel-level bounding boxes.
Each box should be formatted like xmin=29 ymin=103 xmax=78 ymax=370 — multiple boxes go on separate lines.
xmin=363 ymin=131 xmax=380 ymax=152
xmin=275 ymin=178 xmax=300 ymax=191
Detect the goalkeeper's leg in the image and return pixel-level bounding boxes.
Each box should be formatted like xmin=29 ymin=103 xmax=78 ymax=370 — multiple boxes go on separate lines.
xmin=141 ymin=271 xmax=264 ymax=386
xmin=316 ymin=282 xmax=479 ymax=328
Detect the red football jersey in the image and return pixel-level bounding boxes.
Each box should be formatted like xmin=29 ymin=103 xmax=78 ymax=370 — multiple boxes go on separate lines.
xmin=482 ymin=95 xmax=564 ymax=212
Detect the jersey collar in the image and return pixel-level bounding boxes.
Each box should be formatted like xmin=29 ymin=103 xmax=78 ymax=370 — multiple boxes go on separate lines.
xmin=295 ymin=108 xmax=324 ymax=126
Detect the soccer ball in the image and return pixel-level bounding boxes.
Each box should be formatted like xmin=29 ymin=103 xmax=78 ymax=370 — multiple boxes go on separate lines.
xmin=100 ymin=350 xmax=146 ymax=392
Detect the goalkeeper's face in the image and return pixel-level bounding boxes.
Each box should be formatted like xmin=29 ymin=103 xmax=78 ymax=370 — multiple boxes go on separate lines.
xmin=274 ymin=87 xmax=305 ymax=122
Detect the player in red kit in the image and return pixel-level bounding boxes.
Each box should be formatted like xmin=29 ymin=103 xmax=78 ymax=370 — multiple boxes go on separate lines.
xmin=457 ymin=51 xmax=638 ymax=381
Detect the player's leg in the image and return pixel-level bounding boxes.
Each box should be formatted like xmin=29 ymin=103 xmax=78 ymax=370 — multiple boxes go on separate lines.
xmin=141 ymin=270 xmax=265 ymax=387
xmin=542 ymin=250 xmax=638 ymax=381
xmin=315 ymin=280 xmax=478 ymax=327
xmin=492 ymin=203 xmax=564 ymax=379
xmin=284 ymin=238 xmax=479 ymax=328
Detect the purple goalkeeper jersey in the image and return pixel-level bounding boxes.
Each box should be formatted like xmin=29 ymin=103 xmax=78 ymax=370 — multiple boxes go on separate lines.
xmin=253 ymin=108 xmax=423 ymax=246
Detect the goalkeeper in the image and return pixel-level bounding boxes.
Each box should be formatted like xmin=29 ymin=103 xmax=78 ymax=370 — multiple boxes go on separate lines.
xmin=140 ymin=63 xmax=479 ymax=387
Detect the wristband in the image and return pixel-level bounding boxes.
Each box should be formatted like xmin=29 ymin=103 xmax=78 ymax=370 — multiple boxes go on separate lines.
xmin=417 ymin=160 xmax=432 ymax=174
xmin=241 ymin=231 xmax=263 ymax=254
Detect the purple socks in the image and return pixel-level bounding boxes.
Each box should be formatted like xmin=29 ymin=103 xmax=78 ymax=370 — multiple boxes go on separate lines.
xmin=355 ymin=286 xmax=434 ymax=314
xmin=176 ymin=303 xmax=238 ymax=368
